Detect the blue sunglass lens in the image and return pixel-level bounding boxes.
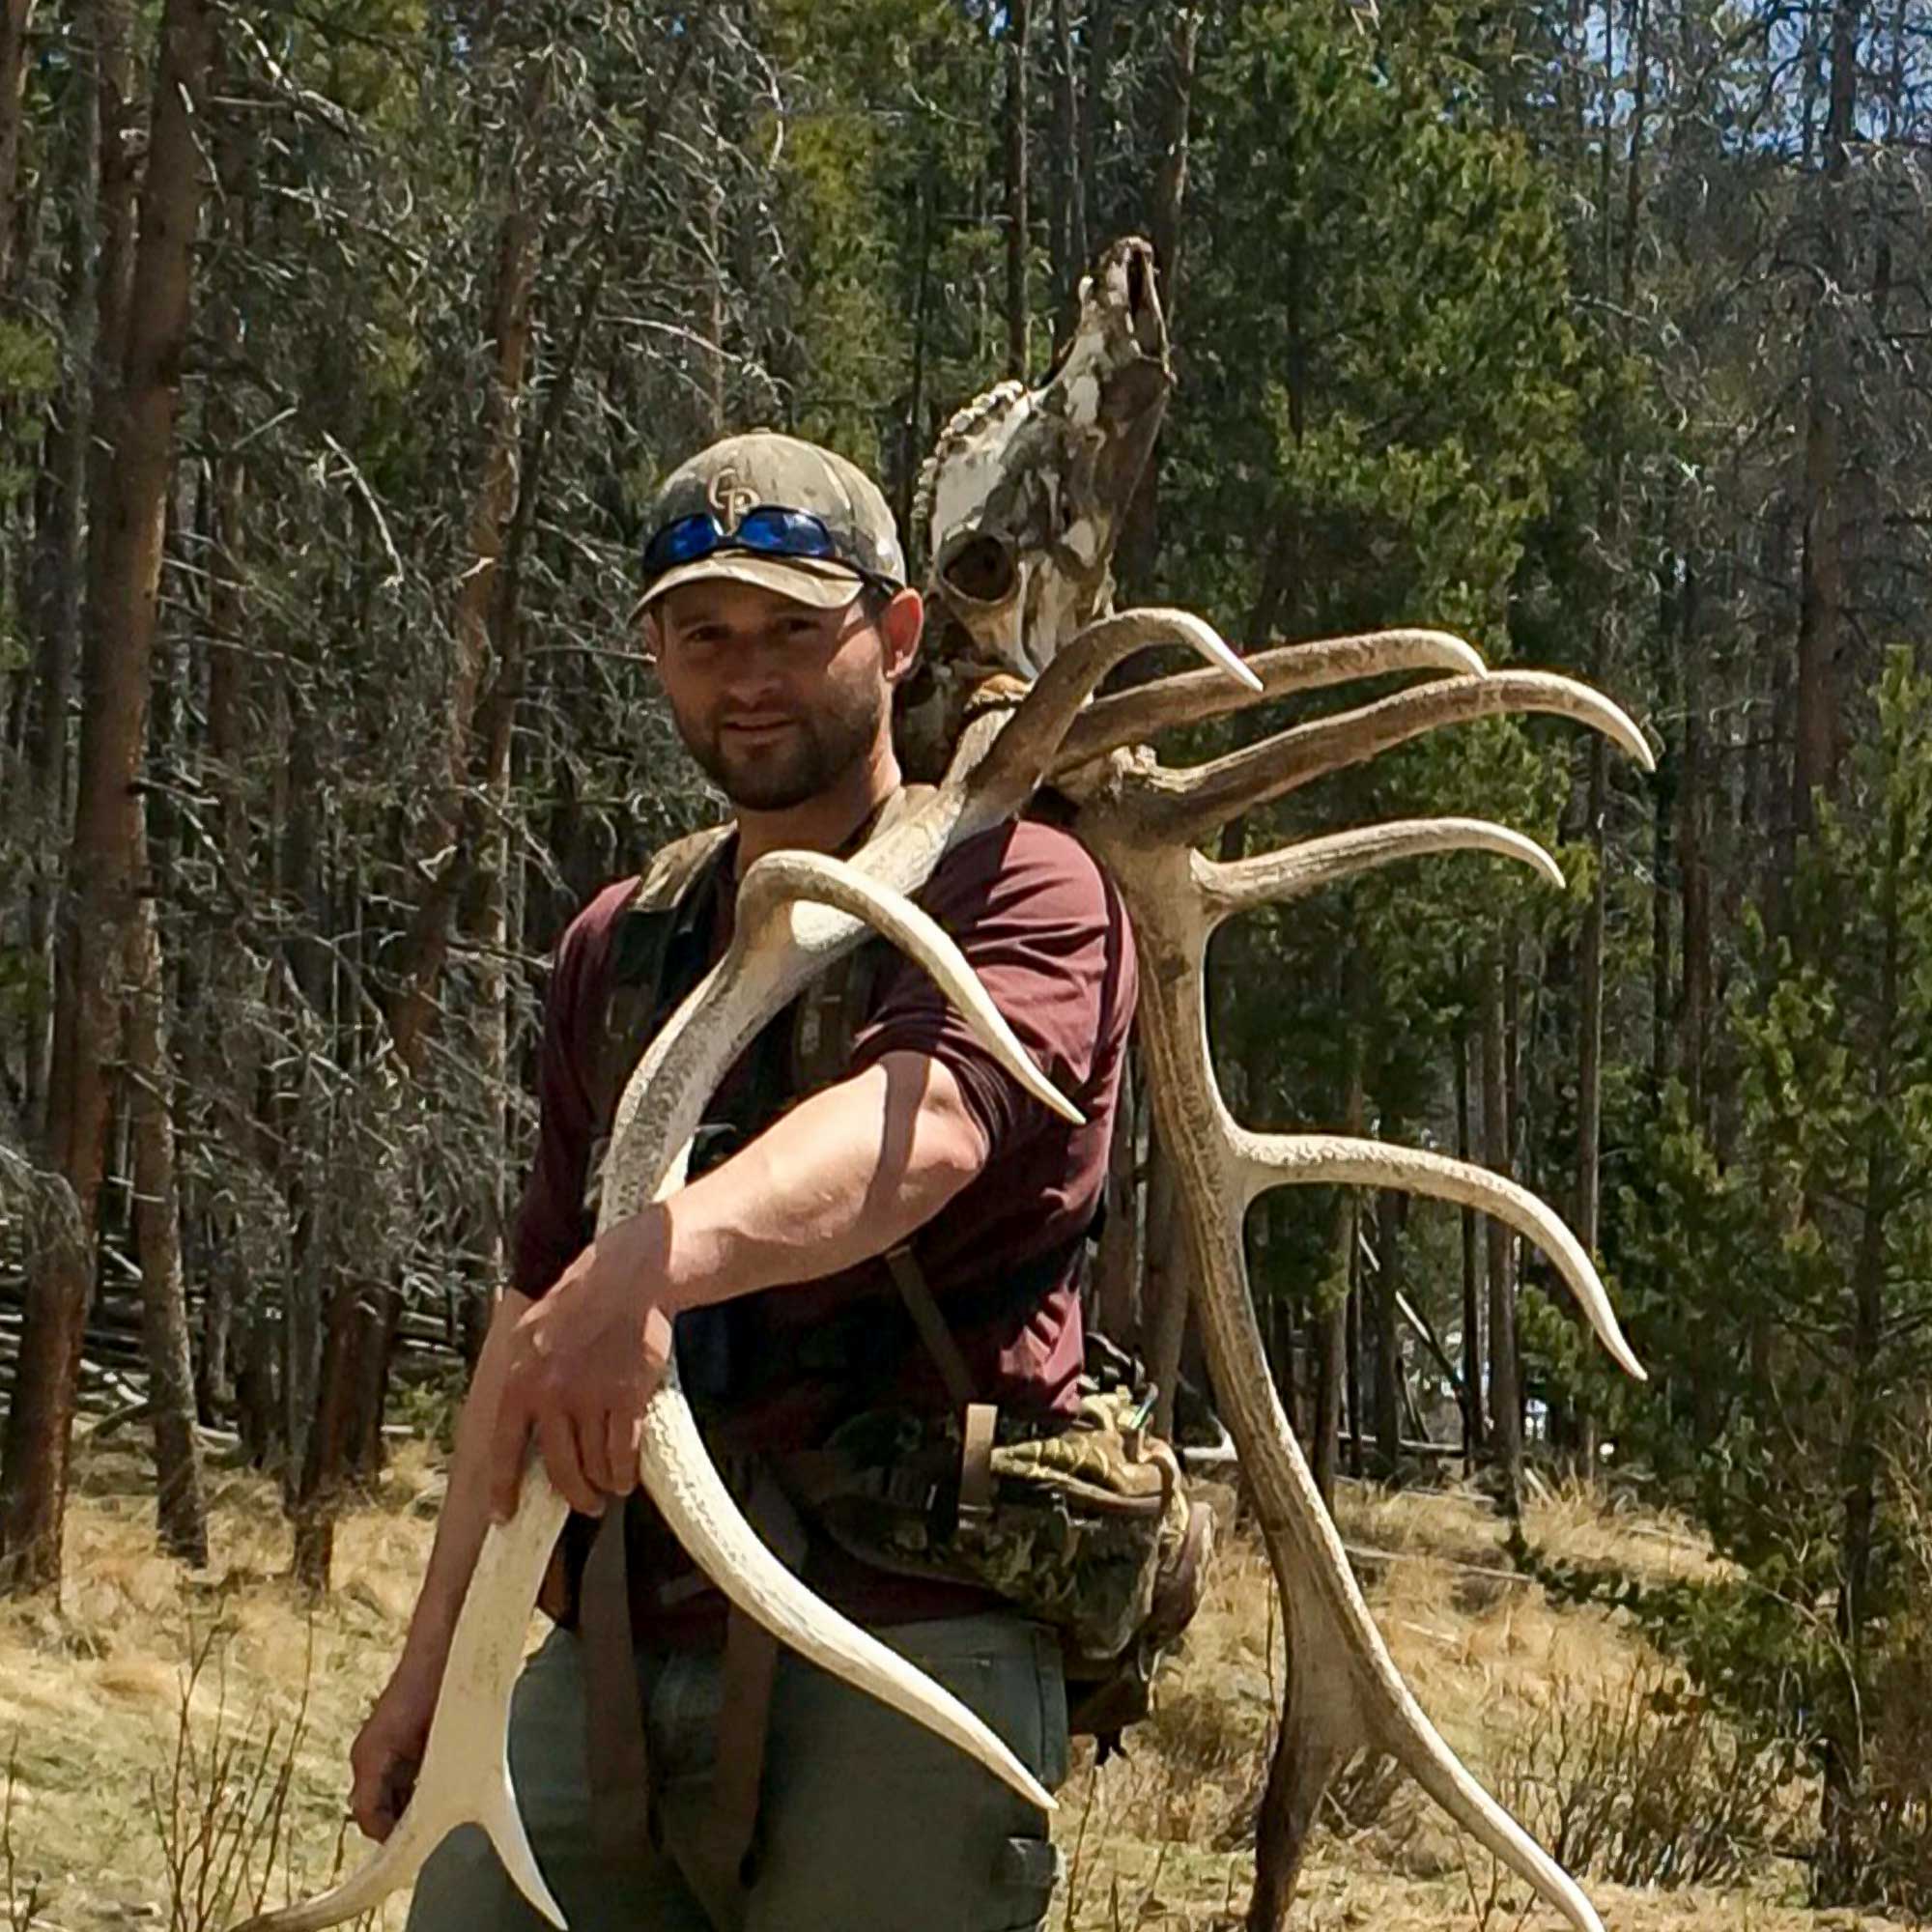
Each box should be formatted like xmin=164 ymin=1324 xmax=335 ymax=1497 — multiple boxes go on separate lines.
xmin=645 ymin=514 xmax=724 ymax=570
xmin=733 ymin=508 xmax=838 ymax=558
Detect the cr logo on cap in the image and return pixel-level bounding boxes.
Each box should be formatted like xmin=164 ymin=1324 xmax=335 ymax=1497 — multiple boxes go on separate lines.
xmin=706 ymin=467 xmax=757 ymax=533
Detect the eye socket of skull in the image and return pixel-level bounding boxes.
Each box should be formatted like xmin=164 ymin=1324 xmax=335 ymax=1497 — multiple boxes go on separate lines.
xmin=936 ymin=530 xmax=1019 ymax=609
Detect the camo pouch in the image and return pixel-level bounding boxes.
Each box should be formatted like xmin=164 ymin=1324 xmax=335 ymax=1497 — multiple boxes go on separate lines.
xmin=795 ymin=1387 xmax=1206 ymax=1666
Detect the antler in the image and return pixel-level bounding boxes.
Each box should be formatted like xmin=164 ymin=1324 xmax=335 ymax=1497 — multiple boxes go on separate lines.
xmin=235 ymin=613 xmax=1252 ymax=1932
xmin=1055 ymin=628 xmax=1484 ymax=773
xmin=1065 ymin=668 xmax=1653 ymax=1932
xmin=1122 ymin=668 xmax=1653 ymax=845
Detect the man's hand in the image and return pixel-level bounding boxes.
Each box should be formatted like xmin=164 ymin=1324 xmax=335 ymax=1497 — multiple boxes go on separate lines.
xmin=349 ymin=1668 xmax=439 ymax=1842
xmin=487 ymin=1214 xmax=676 ymax=1520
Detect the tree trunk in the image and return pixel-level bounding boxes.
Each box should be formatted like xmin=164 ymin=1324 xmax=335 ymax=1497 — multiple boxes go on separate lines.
xmin=1482 ymin=946 xmax=1522 ymax=1511
xmin=1145 ymin=6 xmax=1199 ymax=329
xmin=235 ymin=1296 xmax=279 ymax=1472
xmin=704 ymin=180 xmax=725 ymax=434
xmin=0 ymin=0 xmax=36 ymax=292
xmin=1078 ymin=0 xmax=1114 ymax=267
xmin=194 ymin=149 xmax=251 ymax=1419
xmin=895 ymin=164 xmax=935 ymax=538
xmin=279 ymin=686 xmax=330 ymax=1490
xmin=1678 ymin=556 xmax=1711 ymax=1122
xmin=1046 ymin=0 xmax=1080 ymax=316
xmin=1312 ymin=1047 xmax=1364 ymax=1509
xmin=125 ymin=899 xmax=208 ymax=1564
xmin=1577 ymin=727 xmax=1606 ymax=1242
xmin=1455 ymin=1007 xmax=1486 ymax=1470
xmin=1343 ymin=1225 xmax=1362 ymax=1480
xmin=290 ymin=56 xmax=547 ymax=1582
xmin=1793 ymin=0 xmax=1860 ymax=842
xmin=385 ymin=77 xmax=544 ymax=1068
xmin=22 ymin=43 xmax=95 ymax=1132
xmin=1121 ymin=4 xmax=1200 ymax=601
xmin=86 ymin=0 xmax=135 ymax=598
xmin=1821 ymin=781 xmax=1900 ymax=1895
xmin=1374 ymin=1184 xmax=1403 ymax=1479
xmin=1002 ymin=0 xmax=1030 ymax=378
xmin=0 ymin=0 xmax=213 ymax=1599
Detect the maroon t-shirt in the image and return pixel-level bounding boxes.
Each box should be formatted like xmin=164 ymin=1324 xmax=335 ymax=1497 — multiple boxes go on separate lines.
xmin=512 ymin=811 xmax=1139 ymax=1639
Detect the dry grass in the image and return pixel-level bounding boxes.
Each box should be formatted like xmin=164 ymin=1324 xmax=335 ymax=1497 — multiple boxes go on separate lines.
xmin=1053 ymin=1475 xmax=1886 ymax=1932
xmin=0 ymin=1435 xmax=440 ymax=1932
xmin=0 ymin=1443 xmax=1902 ymax=1932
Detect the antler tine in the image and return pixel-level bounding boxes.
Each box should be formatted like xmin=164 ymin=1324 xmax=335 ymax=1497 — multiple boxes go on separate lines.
xmin=1070 ymin=813 xmax=1610 ymax=1932
xmin=1198 ymin=817 xmax=1562 ymax=923
xmin=1233 ymin=1130 xmax=1644 ymax=1379
xmin=1139 ymin=669 xmax=1654 ymax=847
xmin=969 ymin=607 xmax=1259 ymax=814
xmin=233 ymin=1456 xmax=576 ymax=1932
xmin=1054 ymin=628 xmax=1485 ymax=774
xmin=736 ymin=852 xmax=1084 ymax=1125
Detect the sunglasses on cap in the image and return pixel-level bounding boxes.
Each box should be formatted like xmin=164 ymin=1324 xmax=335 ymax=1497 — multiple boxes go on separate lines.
xmin=639 ymin=504 xmax=901 ymax=597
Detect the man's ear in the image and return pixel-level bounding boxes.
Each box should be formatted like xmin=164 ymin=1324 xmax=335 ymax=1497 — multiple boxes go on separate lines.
xmin=880 ymin=587 xmax=924 ymax=686
xmin=639 ymin=609 xmax=664 ymax=668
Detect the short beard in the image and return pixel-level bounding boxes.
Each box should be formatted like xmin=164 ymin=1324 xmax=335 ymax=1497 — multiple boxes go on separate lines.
xmin=676 ymin=689 xmax=883 ymax=811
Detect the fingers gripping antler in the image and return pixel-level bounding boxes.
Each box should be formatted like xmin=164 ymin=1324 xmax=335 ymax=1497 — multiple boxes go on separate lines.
xmin=1071 ymin=799 xmax=1642 ymax=1932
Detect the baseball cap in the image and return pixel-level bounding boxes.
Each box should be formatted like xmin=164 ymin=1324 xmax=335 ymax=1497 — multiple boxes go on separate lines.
xmin=635 ymin=432 xmax=907 ymax=613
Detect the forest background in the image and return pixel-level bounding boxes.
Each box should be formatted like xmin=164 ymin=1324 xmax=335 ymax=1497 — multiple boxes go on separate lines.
xmin=1 ymin=0 xmax=1931 ymax=1916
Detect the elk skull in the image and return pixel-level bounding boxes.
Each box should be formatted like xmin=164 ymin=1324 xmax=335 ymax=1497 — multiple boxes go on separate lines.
xmin=897 ymin=237 xmax=1172 ymax=777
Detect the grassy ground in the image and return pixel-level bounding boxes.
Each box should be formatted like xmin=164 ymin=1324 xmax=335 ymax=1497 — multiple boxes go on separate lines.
xmin=0 ymin=1435 xmax=1902 ymax=1932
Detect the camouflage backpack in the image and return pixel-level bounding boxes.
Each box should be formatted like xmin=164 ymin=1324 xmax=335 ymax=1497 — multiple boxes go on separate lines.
xmin=782 ymin=1371 xmax=1214 ymax=1750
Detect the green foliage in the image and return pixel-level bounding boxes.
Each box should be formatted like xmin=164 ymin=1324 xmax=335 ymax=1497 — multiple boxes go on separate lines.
xmin=1594 ymin=650 xmax=1932 ymax=1899
xmin=1170 ymin=0 xmax=1586 ymax=639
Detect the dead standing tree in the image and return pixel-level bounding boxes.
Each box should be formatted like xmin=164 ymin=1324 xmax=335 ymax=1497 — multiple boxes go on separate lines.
xmin=1 ymin=0 xmax=213 ymax=1596
xmin=288 ymin=27 xmax=695 ymax=1589
xmin=241 ymin=240 xmax=1651 ymax=1932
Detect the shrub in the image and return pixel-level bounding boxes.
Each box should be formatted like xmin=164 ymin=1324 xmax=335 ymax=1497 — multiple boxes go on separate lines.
xmin=1490 ymin=1655 xmax=1792 ymax=1889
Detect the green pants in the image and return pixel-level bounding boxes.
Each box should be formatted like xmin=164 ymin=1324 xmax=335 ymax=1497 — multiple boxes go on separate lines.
xmin=407 ymin=1614 xmax=1068 ymax=1932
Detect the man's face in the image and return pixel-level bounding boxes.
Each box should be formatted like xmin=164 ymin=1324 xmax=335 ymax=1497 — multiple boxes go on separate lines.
xmin=647 ymin=579 xmax=921 ymax=810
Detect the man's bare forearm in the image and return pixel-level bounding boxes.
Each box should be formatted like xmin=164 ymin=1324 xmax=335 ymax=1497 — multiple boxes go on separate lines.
xmin=484 ymin=1050 xmax=996 ymax=1514
xmin=652 ymin=1050 xmax=990 ymax=1313
xmin=390 ymin=1288 xmax=530 ymax=1691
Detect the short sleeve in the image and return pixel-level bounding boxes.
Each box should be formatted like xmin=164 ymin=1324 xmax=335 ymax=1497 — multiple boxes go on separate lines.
xmin=845 ymin=820 xmax=1135 ymax=1156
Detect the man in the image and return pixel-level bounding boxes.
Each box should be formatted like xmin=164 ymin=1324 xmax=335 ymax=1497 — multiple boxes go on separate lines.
xmin=349 ymin=434 xmax=1138 ymax=1931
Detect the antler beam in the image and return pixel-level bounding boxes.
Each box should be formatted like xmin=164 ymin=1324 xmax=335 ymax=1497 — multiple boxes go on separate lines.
xmin=1055 ymin=628 xmax=1485 ymax=773
xmin=1065 ymin=685 xmax=1654 ymax=1932
xmin=1133 ymin=668 xmax=1654 ymax=847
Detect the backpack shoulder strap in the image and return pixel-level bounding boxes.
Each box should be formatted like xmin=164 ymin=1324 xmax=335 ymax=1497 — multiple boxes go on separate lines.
xmin=589 ymin=823 xmax=733 ymax=1129
xmin=633 ymin=822 xmax=734 ymax=914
